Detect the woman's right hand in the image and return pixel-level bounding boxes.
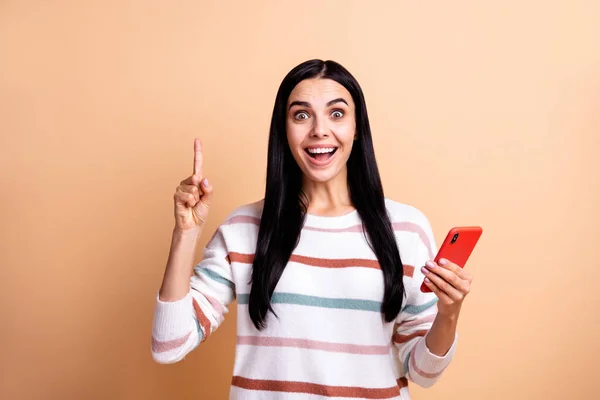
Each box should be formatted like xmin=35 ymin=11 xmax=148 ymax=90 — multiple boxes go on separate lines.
xmin=173 ymin=138 xmax=213 ymax=231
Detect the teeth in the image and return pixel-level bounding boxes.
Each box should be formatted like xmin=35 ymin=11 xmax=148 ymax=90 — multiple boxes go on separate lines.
xmin=307 ymin=147 xmax=335 ymax=154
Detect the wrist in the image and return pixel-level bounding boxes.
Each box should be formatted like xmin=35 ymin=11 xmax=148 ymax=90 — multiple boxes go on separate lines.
xmin=435 ymin=309 xmax=460 ymax=324
xmin=171 ymin=226 xmax=203 ymax=251
xmin=173 ymin=225 xmax=202 ymax=238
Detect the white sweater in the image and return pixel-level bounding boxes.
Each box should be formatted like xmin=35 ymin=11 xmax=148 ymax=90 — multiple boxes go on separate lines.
xmin=152 ymin=198 xmax=457 ymax=399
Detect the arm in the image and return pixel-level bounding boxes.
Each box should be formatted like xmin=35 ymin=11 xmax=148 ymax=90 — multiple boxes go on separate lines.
xmin=151 ymin=225 xmax=235 ymax=364
xmin=425 ymin=312 xmax=459 ymax=357
xmin=151 ymin=138 xmax=235 ymax=363
xmin=393 ymin=215 xmax=458 ymax=387
xmin=159 ymin=226 xmax=203 ymax=302
xmin=422 ymin=255 xmax=473 ymax=357
xmin=393 ymin=283 xmax=457 ymax=388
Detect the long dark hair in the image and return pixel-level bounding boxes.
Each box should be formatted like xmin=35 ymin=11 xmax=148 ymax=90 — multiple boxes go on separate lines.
xmin=248 ymin=59 xmax=405 ymax=330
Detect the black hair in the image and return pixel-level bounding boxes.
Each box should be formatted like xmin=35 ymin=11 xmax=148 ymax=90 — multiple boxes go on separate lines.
xmin=248 ymin=59 xmax=405 ymax=329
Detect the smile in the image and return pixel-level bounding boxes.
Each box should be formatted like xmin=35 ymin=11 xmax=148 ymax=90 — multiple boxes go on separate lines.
xmin=304 ymin=146 xmax=338 ymax=166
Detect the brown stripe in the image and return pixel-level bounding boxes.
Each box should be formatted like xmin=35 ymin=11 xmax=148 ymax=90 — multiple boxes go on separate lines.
xmin=228 ymin=252 xmax=255 ymax=264
xmin=231 ymin=376 xmax=400 ymax=399
xmin=396 ymin=377 xmax=408 ymax=388
xmin=290 ymin=254 xmax=380 ymax=269
xmin=398 ymin=314 xmax=436 ymax=328
xmin=192 ymin=298 xmax=212 ymax=342
xmin=228 ymin=252 xmax=414 ymax=276
xmin=392 ymin=330 xmax=428 ymax=344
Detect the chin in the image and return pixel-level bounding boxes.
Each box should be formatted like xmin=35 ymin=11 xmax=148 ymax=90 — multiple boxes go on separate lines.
xmin=301 ymin=165 xmax=343 ymax=183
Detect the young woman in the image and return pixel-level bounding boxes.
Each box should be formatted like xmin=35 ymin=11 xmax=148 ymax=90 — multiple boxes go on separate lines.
xmin=152 ymin=59 xmax=472 ymax=399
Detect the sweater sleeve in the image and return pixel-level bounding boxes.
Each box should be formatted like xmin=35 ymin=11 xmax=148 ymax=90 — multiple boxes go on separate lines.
xmin=151 ymin=226 xmax=236 ymax=364
xmin=393 ymin=214 xmax=457 ymax=387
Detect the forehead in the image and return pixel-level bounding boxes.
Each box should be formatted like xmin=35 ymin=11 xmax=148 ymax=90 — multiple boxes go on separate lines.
xmin=288 ymin=78 xmax=353 ymax=106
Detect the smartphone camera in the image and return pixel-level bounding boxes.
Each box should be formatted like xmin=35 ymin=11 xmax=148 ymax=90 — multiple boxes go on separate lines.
xmin=451 ymin=233 xmax=459 ymax=244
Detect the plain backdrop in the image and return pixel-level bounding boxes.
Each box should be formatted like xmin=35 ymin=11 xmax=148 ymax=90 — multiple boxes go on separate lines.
xmin=1 ymin=1 xmax=599 ymax=399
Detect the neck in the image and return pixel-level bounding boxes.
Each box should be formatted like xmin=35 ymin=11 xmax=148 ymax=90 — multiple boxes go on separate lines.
xmin=302 ymin=169 xmax=354 ymax=217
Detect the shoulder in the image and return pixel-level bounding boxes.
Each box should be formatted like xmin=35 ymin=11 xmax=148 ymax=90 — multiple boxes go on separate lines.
xmin=206 ymin=199 xmax=264 ymax=249
xmin=223 ymin=198 xmax=264 ymax=222
xmin=384 ymin=198 xmax=432 ymax=231
xmin=384 ymin=198 xmax=436 ymax=258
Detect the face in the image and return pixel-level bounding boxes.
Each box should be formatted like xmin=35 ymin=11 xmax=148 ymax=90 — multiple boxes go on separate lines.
xmin=286 ymin=78 xmax=356 ymax=183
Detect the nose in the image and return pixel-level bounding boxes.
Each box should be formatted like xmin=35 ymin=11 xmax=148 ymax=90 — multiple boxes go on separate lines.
xmin=311 ymin=115 xmax=329 ymax=138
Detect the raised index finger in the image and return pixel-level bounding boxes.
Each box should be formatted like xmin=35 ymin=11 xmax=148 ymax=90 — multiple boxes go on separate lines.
xmin=193 ymin=138 xmax=203 ymax=176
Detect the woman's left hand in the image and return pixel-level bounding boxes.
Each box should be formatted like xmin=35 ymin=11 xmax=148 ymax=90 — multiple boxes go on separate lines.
xmin=421 ymin=259 xmax=472 ymax=318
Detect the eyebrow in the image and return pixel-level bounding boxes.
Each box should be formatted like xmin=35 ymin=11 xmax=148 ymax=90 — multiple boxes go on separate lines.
xmin=288 ymin=98 xmax=349 ymax=110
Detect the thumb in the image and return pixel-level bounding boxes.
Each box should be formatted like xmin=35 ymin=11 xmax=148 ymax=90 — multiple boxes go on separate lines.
xmin=199 ymin=178 xmax=213 ymax=207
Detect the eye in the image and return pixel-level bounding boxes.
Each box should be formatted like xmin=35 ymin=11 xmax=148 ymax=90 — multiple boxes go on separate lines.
xmin=294 ymin=111 xmax=310 ymax=120
xmin=331 ymin=110 xmax=344 ymax=119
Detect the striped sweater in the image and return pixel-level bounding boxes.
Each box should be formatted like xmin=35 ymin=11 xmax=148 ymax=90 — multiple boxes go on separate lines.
xmin=152 ymin=198 xmax=457 ymax=399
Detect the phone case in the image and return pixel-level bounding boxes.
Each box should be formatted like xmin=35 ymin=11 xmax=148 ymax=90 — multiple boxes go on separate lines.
xmin=420 ymin=226 xmax=483 ymax=293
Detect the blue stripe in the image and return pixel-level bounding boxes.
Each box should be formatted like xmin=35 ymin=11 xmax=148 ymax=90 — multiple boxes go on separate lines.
xmin=194 ymin=317 xmax=204 ymax=344
xmin=237 ymin=292 xmax=382 ymax=312
xmin=196 ymin=267 xmax=235 ymax=289
xmin=402 ymin=298 xmax=438 ymax=314
xmin=404 ymin=350 xmax=411 ymax=373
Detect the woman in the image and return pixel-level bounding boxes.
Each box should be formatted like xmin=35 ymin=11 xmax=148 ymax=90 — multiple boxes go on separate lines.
xmin=152 ymin=59 xmax=472 ymax=399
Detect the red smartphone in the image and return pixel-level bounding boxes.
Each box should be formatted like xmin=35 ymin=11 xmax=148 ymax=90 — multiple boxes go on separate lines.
xmin=420 ymin=226 xmax=483 ymax=293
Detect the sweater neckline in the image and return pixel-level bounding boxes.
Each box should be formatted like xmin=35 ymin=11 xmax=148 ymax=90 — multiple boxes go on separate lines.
xmin=304 ymin=208 xmax=361 ymax=228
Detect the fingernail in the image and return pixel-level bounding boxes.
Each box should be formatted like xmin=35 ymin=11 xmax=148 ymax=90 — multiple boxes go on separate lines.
xmin=425 ymin=261 xmax=435 ymax=268
xmin=421 ymin=266 xmax=429 ymax=275
xmin=203 ymin=178 xmax=209 ymax=187
xmin=424 ymin=277 xmax=431 ymax=282
xmin=439 ymin=259 xmax=447 ymax=266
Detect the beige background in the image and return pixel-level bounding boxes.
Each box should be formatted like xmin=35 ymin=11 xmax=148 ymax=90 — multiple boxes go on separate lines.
xmin=1 ymin=1 xmax=599 ymax=399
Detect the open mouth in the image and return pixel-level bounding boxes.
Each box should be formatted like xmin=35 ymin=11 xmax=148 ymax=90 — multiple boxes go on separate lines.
xmin=304 ymin=147 xmax=338 ymax=162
